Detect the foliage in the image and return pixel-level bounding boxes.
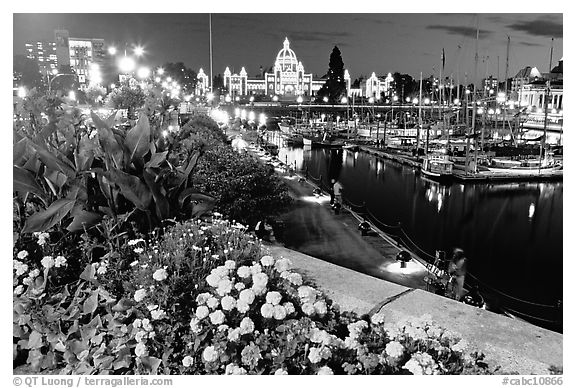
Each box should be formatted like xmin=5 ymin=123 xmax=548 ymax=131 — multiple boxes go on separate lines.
xmin=192 ymin=144 xmax=292 ymax=226
xmin=85 ymin=85 xmax=107 ymax=107
xmin=316 ymin=46 xmax=346 ymax=104
xmin=13 ymin=55 xmax=44 ymax=91
xmin=106 ymin=83 xmax=146 ymax=119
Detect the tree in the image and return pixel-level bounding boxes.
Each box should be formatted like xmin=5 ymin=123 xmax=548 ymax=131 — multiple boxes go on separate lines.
xmin=13 ymin=55 xmax=43 ymax=91
xmin=106 ymin=81 xmax=146 ymax=119
xmin=161 ymin=62 xmax=197 ymax=94
xmin=85 ymin=85 xmax=107 ymax=107
xmin=212 ymin=74 xmax=226 ymax=95
xmin=351 ymin=76 xmax=365 ymax=89
xmin=392 ymin=72 xmax=418 ymax=100
xmin=316 ymin=46 xmax=346 ymax=103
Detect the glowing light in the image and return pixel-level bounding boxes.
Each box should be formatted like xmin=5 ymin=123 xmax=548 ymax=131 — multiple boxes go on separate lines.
xmin=240 ymin=109 xmax=247 ymax=120
xmin=477 ymin=108 xmax=484 ymax=114
xmin=51 ymin=68 xmax=59 ymax=75
xmin=162 ymin=130 xmax=168 ymax=137
xmin=157 ymin=68 xmax=164 ymax=75
xmin=412 ymin=98 xmax=418 ymax=104
xmin=488 ymin=109 xmax=495 ymax=115
xmin=424 ymin=98 xmax=430 ymax=104
xmin=323 ymin=96 xmax=328 ymax=103
xmin=108 ymin=46 xmax=117 ymax=55
xmin=234 ymin=108 xmax=240 ymax=117
xmin=249 ymin=96 xmax=255 ymax=102
xmin=110 ymin=83 xmax=116 ymax=89
xmin=259 ymin=113 xmax=266 ymax=124
xmin=154 ymin=76 xmax=161 ymax=83
xmin=453 ymin=98 xmax=459 ymax=104
xmin=321 ymin=114 xmax=325 ymax=121
xmin=17 ymin=87 xmax=26 ymax=98
xmin=495 ymin=108 xmax=501 ymax=114
xmin=296 ymin=96 xmax=303 ymax=104
xmin=236 ymin=96 xmax=241 ymax=102
xmin=406 ymin=97 xmax=411 ymax=102
xmin=118 ymin=56 xmax=136 ymax=73
xmin=528 ymin=203 xmax=535 ymax=219
xmin=185 ymin=95 xmax=191 ymax=102
xmin=167 ymin=77 xmax=172 ymax=82
xmin=207 ymin=92 xmax=214 ymax=101
xmin=382 ymin=261 xmax=423 ymax=275
xmin=137 ymin=67 xmax=151 ymax=79
xmin=134 ymin=46 xmax=144 ymax=57
xmin=161 ymin=81 xmax=168 ymax=88
xmin=369 ymin=97 xmax=375 ymax=104
xmin=272 ymin=95 xmax=278 ymax=102
xmin=248 ymin=111 xmax=256 ymax=122
xmin=465 ymin=89 xmax=471 ymax=95
xmin=225 ymin=95 xmax=231 ymax=103
xmin=68 ymin=91 xmax=76 ymax=101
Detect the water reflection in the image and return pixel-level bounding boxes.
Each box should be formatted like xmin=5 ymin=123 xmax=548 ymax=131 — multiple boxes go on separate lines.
xmin=276 ymin=142 xmax=562 ymax=309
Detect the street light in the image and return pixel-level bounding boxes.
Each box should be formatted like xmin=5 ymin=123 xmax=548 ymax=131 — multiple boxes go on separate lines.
xmin=108 ymin=46 xmax=117 ymax=55
xmin=272 ymin=95 xmax=278 ymax=102
xmin=296 ymin=96 xmax=303 ymax=104
xmin=157 ymin=68 xmax=164 ymax=75
xmin=134 ymin=46 xmax=145 ymax=57
xmin=119 ymin=56 xmax=136 ymax=73
xmin=323 ymin=96 xmax=329 ymax=103
xmin=17 ymin=87 xmax=26 ymax=98
xmin=136 ymin=67 xmax=151 ymax=79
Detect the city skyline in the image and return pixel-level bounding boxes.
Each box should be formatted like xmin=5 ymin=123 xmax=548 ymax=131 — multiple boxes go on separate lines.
xmin=13 ymin=13 xmax=563 ymax=85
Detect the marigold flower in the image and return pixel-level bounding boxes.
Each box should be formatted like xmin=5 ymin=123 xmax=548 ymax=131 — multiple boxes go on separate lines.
xmin=250 ymin=263 xmax=262 ymax=275
xmin=54 ymin=256 xmax=67 ymax=267
xmin=317 ymin=366 xmax=334 ymax=375
xmin=274 ymin=258 xmax=292 ymax=273
xmin=133 ymin=247 xmax=144 ymax=254
xmin=274 ymin=368 xmax=288 ymax=375
xmin=234 ymin=282 xmax=246 ymax=291
xmin=13 ymin=285 xmax=24 ymax=296
xmin=308 ymin=347 xmax=322 ymax=364
xmin=41 ymin=256 xmax=55 ymax=269
xmin=221 ymin=295 xmax=237 ymax=311
xmin=182 ymin=355 xmax=194 ymax=367
xmin=239 ymin=317 xmax=255 ymax=334
xmin=151 ymin=268 xmax=167 ymax=282
xmin=134 ymin=289 xmax=147 ymax=302
xmin=301 ymin=302 xmax=315 ymax=316
xmin=209 ymin=310 xmax=225 ymax=325
xmin=283 ymin=302 xmax=295 ymax=315
xmin=265 ymin=291 xmax=282 ymax=306
xmin=151 ymin=309 xmax=166 ymax=320
xmin=28 ymin=269 xmax=40 ymax=279
xmin=298 ymin=286 xmax=317 ymax=304
xmin=135 ymin=342 xmax=148 ymax=358
xmin=216 ymin=278 xmax=233 ymax=296
xmin=313 ymin=300 xmax=327 ymax=316
xmin=260 ymin=255 xmax=274 ymax=267
xmin=260 ymin=303 xmax=275 ymax=319
xmin=202 ymin=346 xmax=219 ymax=363
xmin=228 ymin=327 xmax=241 ymax=342
xmin=385 ymin=341 xmax=405 ymax=359
xmin=196 ymin=292 xmax=211 ymax=305
xmin=273 ymin=305 xmax=287 ymax=320
xmin=236 ymin=300 xmax=250 ymax=314
xmin=239 ymin=289 xmax=256 ymax=305
xmin=237 ymin=266 xmax=251 ymax=279
xmin=224 ymin=260 xmax=236 ymax=270
xmin=371 ymin=312 xmax=385 ymax=325
xmin=189 ymin=317 xmax=201 ymax=333
xmin=17 ymin=250 xmax=28 ymax=260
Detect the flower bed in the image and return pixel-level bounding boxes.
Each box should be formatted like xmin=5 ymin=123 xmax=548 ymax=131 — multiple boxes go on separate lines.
xmin=14 ymin=217 xmax=495 ymax=375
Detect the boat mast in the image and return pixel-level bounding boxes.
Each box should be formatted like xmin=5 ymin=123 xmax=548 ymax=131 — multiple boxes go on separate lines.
xmin=417 ymin=71 xmax=423 ymax=154
xmin=466 ymin=16 xmax=479 ymax=175
xmin=539 ymin=38 xmax=554 ymax=173
xmin=504 ymin=36 xmax=510 ymax=138
xmin=209 ymin=13 xmax=213 ymax=92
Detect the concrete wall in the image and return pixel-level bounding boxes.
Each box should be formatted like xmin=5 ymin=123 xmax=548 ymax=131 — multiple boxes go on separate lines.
xmin=266 ymin=245 xmax=563 ymax=375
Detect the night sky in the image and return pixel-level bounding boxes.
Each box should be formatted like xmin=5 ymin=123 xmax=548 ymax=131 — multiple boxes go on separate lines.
xmin=13 ymin=12 xmax=563 ymax=85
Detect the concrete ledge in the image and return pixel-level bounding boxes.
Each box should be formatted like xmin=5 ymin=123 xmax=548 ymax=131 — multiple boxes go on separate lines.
xmin=266 ymin=245 xmax=563 ymax=375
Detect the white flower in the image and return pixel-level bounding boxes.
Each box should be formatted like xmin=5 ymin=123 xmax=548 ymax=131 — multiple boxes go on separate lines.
xmin=265 ymin=291 xmax=282 ymax=306
xmin=308 ymin=347 xmax=322 ymax=364
xmin=152 ymin=268 xmax=168 ymax=281
xmin=274 ymin=368 xmax=288 ymax=375
xmin=135 ymin=342 xmax=148 ymax=358
xmin=189 ymin=317 xmax=202 ymax=333
xmin=17 ymin=250 xmax=28 ymax=260
xmin=298 ymin=286 xmax=317 ymax=304
xmin=133 ymin=319 xmax=142 ymax=329
xmin=317 ymin=366 xmax=334 ymax=375
xmin=385 ymin=341 xmax=405 ymax=359
xmin=250 ymin=263 xmax=262 ymax=275
xmin=196 ymin=305 xmax=210 ymax=319
xmin=216 ymin=278 xmax=233 ymax=296
xmin=274 ymin=258 xmax=292 ymax=273
xmin=206 ymin=273 xmax=221 ymax=287
xmin=13 ymin=285 xmax=24 ymax=296
xmin=146 ymin=304 xmax=158 ymax=311
xmin=234 ymin=282 xmax=246 ymax=291
xmin=41 ymin=256 xmax=55 ymax=269
xmin=225 ymin=364 xmax=247 ymax=375
xmin=260 ymin=303 xmax=275 ymax=319
xmin=451 ymin=339 xmax=468 ymax=353
xmin=371 ymin=312 xmax=385 ymax=325
xmin=202 ymin=346 xmax=219 ymax=363
xmin=301 ymin=302 xmax=315 ymax=316
xmin=237 ymin=266 xmax=251 ymax=279
xmin=133 ymin=289 xmax=147 ymax=302
xmin=227 ymin=328 xmax=241 ymax=342
xmin=35 ymin=232 xmax=50 ymax=246
xmin=287 ymin=273 xmax=303 ymax=286
xmin=221 ymin=295 xmax=236 ymax=311
xmin=239 ymin=317 xmax=255 ymax=334
xmin=251 ymin=272 xmax=268 ymax=295
xmin=14 ymin=262 xmax=28 ymax=277
xmin=260 ymin=255 xmax=275 ymax=267
xmin=135 ymin=331 xmax=147 ymax=342
xmin=182 ymin=355 xmax=194 ymax=367
xmin=313 ymin=300 xmax=327 ymax=316
xmin=236 ymin=300 xmax=250 ymax=314
xmin=23 ymin=277 xmax=33 ymax=286
xmin=195 ymin=292 xmax=211 ymax=305
xmin=28 ymin=269 xmax=40 ymax=279
xmin=224 ymin=260 xmax=236 ymax=270
xmin=97 ymin=262 xmax=108 ymax=275
xmin=239 ymin=289 xmax=256 ymax=305
xmin=209 ymin=310 xmax=225 ymax=325
xmin=151 ymin=309 xmax=166 ymax=320
xmin=54 ymin=256 xmax=67 ymax=267
xmin=206 ymin=297 xmax=219 ymax=309
xmin=273 ymin=305 xmax=287 ymax=320
xmin=142 ymin=318 xmax=153 ymax=332
xmin=283 ymin=302 xmax=295 ymax=315
xmin=128 ymin=238 xmax=145 ymax=246
xmin=133 ymin=247 xmax=144 ymax=254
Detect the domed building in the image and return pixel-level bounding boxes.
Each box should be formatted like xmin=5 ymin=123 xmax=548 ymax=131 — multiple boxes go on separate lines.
xmin=215 ymin=37 xmax=335 ymax=100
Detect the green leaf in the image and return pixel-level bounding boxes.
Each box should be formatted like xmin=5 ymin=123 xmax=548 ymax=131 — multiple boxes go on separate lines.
xmin=44 ymin=167 xmax=68 ymax=190
xmin=145 ymin=151 xmax=168 ymax=169
xmin=28 ymin=141 xmax=76 ymax=179
xmin=66 ymin=211 xmax=102 ymax=232
xmin=13 ymin=138 xmax=28 ymax=165
xmin=74 ymin=135 xmax=96 ymax=172
xmin=143 ymin=169 xmax=170 ymax=219
xmin=22 ymin=198 xmax=76 ymax=233
xmin=91 ymin=111 xmax=124 ymax=169
xmin=104 ymin=169 xmax=152 ymax=210
xmin=80 ymin=264 xmax=96 ymax=283
xmin=82 ymin=290 xmax=99 ymax=315
xmin=125 ymin=113 xmax=151 ymax=162
xmin=177 ymin=151 xmax=201 ymax=189
xmin=140 ymin=356 xmax=162 ymax=374
xmin=27 ymin=330 xmax=43 ymax=349
xmin=13 ymin=165 xmax=45 ymax=198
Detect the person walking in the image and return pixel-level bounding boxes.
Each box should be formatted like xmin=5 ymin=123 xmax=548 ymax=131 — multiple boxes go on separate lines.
xmin=333 ymin=179 xmax=343 ymax=204
xmin=329 ymin=179 xmax=336 ymax=205
xmin=447 ymin=248 xmax=467 ymax=300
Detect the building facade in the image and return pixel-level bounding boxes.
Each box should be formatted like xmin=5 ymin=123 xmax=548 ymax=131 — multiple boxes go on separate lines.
xmin=219 ymin=38 xmax=326 ymax=99
xmin=25 ymin=41 xmax=58 ymax=78
xmin=54 ymin=30 xmax=106 ymax=90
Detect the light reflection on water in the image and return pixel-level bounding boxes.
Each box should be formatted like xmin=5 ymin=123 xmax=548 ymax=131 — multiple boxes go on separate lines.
xmin=273 ymin=136 xmax=563 ymax=311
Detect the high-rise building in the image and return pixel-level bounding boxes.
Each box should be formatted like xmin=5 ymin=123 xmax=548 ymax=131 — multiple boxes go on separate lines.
xmin=54 ymin=29 xmax=107 ymax=90
xmin=24 ymin=40 xmax=58 ymax=78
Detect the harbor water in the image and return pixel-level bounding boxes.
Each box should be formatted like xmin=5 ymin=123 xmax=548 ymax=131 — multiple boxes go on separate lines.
xmin=269 ymin=132 xmax=563 ymax=331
